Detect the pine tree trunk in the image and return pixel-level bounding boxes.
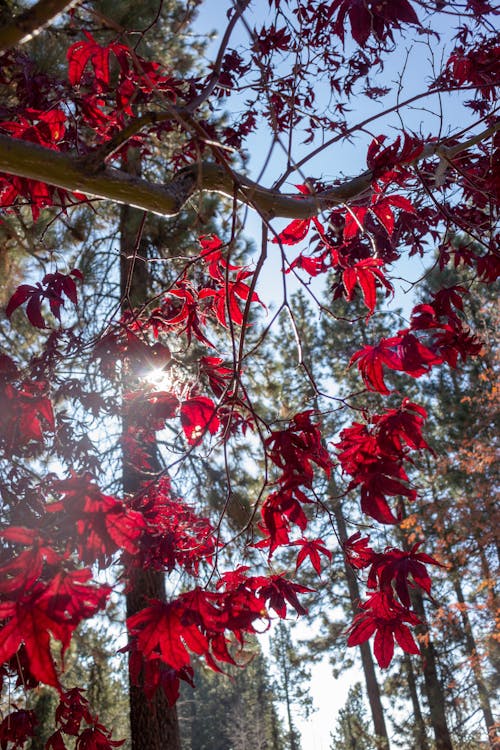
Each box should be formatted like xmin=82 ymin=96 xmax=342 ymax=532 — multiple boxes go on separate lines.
xmin=452 ymin=576 xmax=498 ymax=746
xmin=120 ymin=198 xmax=181 ymax=750
xmin=334 ymin=503 xmax=390 ymax=750
xmin=402 ymin=653 xmax=429 ymax=750
xmin=126 ymin=568 xmax=182 ymax=750
xmin=410 ymin=590 xmax=453 ymax=750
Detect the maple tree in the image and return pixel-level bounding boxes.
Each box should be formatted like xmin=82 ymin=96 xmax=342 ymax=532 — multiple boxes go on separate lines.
xmin=0 ymin=1 xmax=499 ymax=749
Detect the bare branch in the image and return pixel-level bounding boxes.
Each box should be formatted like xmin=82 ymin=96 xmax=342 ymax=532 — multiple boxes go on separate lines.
xmin=0 ymin=0 xmax=79 ymax=53
xmin=0 ymin=122 xmax=497 ymax=220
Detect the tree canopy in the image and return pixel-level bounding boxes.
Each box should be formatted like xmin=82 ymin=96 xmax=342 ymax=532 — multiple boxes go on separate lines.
xmin=0 ymin=1 xmax=498 ymax=749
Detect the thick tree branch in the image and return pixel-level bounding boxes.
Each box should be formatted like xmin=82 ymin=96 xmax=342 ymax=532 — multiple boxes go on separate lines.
xmin=0 ymin=122 xmax=498 ymax=220
xmin=0 ymin=0 xmax=79 ymax=53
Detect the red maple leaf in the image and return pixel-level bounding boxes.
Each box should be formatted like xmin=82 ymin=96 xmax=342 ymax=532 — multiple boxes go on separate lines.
xmin=180 ymin=396 xmax=220 ymax=445
xmin=371 ymin=399 xmax=431 ymax=455
xmin=347 ymin=591 xmax=420 ymax=668
xmin=342 ymin=257 xmax=393 ymax=315
xmin=127 ymin=599 xmax=209 ymax=671
xmin=370 ymin=193 xmax=415 ymax=236
xmin=367 ymin=544 xmax=445 ymax=608
xmin=198 ymin=268 xmax=263 ymax=328
xmin=397 ymin=332 xmax=443 ymax=377
xmin=330 ymin=0 xmax=419 ymax=47
xmin=54 ymin=688 xmax=93 ymax=736
xmin=48 ymin=475 xmax=145 ymax=566
xmin=160 ymin=285 xmax=215 ymax=348
xmin=0 ymin=573 xmax=108 ymax=688
xmin=293 ymin=537 xmax=332 ymax=575
xmin=0 ymin=528 xmax=61 ymax=595
xmin=198 ymin=235 xmax=240 ymax=280
xmin=75 ymin=725 xmax=124 ymax=750
xmin=265 ymin=410 xmax=331 ymax=486
xmin=259 ymin=489 xmax=308 ymax=553
xmin=343 ymin=532 xmax=375 ymax=569
xmin=6 ymin=270 xmax=82 ymax=328
xmin=67 ymin=32 xmax=133 ymax=92
xmin=271 ymin=185 xmax=325 ymax=246
xmin=359 ymin=462 xmax=416 ymax=524
xmin=349 ymin=338 xmax=403 ymax=394
xmin=0 ymin=709 xmax=37 ymax=750
xmin=251 ymin=574 xmax=312 ymax=618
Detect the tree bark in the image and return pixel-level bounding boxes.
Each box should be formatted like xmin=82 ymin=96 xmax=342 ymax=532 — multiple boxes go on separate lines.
xmin=402 ymin=653 xmax=430 ymax=750
xmin=0 ymin=0 xmax=78 ymax=53
xmin=120 ymin=199 xmax=181 ymax=750
xmin=0 ymin=124 xmax=498 ymax=221
xmin=410 ymin=590 xmax=454 ymax=750
xmin=334 ymin=503 xmax=391 ymax=750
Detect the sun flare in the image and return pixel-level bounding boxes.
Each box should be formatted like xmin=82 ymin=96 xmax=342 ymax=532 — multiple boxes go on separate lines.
xmin=143 ymin=367 xmax=174 ymax=391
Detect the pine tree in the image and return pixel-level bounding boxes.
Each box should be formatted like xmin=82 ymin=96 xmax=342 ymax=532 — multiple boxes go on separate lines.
xmin=330 ymin=684 xmax=375 ymax=750
xmin=179 ymin=639 xmax=284 ymax=750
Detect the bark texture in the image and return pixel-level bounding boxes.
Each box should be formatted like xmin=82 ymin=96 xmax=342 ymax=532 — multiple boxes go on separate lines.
xmin=120 ymin=198 xmax=181 ymax=750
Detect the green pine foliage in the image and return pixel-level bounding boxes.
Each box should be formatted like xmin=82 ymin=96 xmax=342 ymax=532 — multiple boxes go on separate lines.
xmin=179 ymin=638 xmax=285 ymax=750
xmin=330 ymin=684 xmax=375 ymax=750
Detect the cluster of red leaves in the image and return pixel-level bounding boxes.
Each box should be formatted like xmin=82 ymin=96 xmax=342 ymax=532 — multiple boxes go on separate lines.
xmin=45 ymin=688 xmax=124 ymax=750
xmin=0 ymin=708 xmax=37 ymax=750
xmin=0 ymin=231 xmax=309 ymax=733
xmin=0 ymin=7 xmax=498 ymax=742
xmin=67 ymin=31 xmax=180 ymax=139
xmin=0 ymin=108 xmax=83 ymax=220
xmin=350 ymin=286 xmax=483 ymax=394
xmin=0 ymin=29 xmax=185 ymax=220
xmin=0 ymin=354 xmax=54 ymax=457
xmin=89 ymin=235 xmax=263 ymax=452
xmin=0 ymin=548 xmax=110 ymax=688
xmin=127 ymin=478 xmax=217 ymax=575
xmin=344 ymin=532 xmax=443 ymax=667
xmin=146 ymin=235 xmax=264 ymax=346
xmin=328 ymin=0 xmax=420 ymax=46
xmin=439 ymin=40 xmax=500 ymax=103
xmin=336 ymin=399 xmax=430 ymax=524
xmin=6 ymin=269 xmax=82 ymax=329
xmin=257 ymin=412 xmax=332 ymax=572
xmin=275 ymin=180 xmax=417 ymax=316
xmin=127 ymin=568 xmax=311 ymax=704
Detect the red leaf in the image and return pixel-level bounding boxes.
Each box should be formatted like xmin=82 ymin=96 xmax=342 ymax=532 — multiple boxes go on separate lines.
xmin=5 ymin=285 xmax=35 ymax=319
xmin=180 ymin=396 xmax=220 ymax=445
xmin=343 ymin=532 xmax=375 ymax=569
xmin=342 ymin=258 xmax=393 ymax=316
xmin=349 ymin=338 xmax=403 ymax=394
xmin=293 ymin=538 xmax=332 ymax=575
xmin=128 ymin=599 xmax=208 ymax=671
xmin=76 ymin=726 xmax=124 ymax=750
xmin=67 ymin=32 xmax=112 ymax=89
xmin=373 ymin=624 xmax=394 ymax=668
xmin=0 ymin=710 xmax=37 ymax=749
xmin=272 ymin=218 xmax=311 ymax=246
xmin=347 ymin=592 xmax=420 ymax=668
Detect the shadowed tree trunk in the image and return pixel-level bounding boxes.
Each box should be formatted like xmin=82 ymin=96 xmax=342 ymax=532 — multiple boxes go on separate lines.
xmin=402 ymin=653 xmax=430 ymax=750
xmin=410 ymin=590 xmax=453 ymax=750
xmin=120 ymin=198 xmax=182 ymax=750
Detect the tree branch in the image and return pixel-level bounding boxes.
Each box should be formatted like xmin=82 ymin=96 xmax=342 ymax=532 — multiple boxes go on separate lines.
xmin=0 ymin=0 xmax=79 ymax=53
xmin=0 ymin=122 xmax=497 ymax=220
